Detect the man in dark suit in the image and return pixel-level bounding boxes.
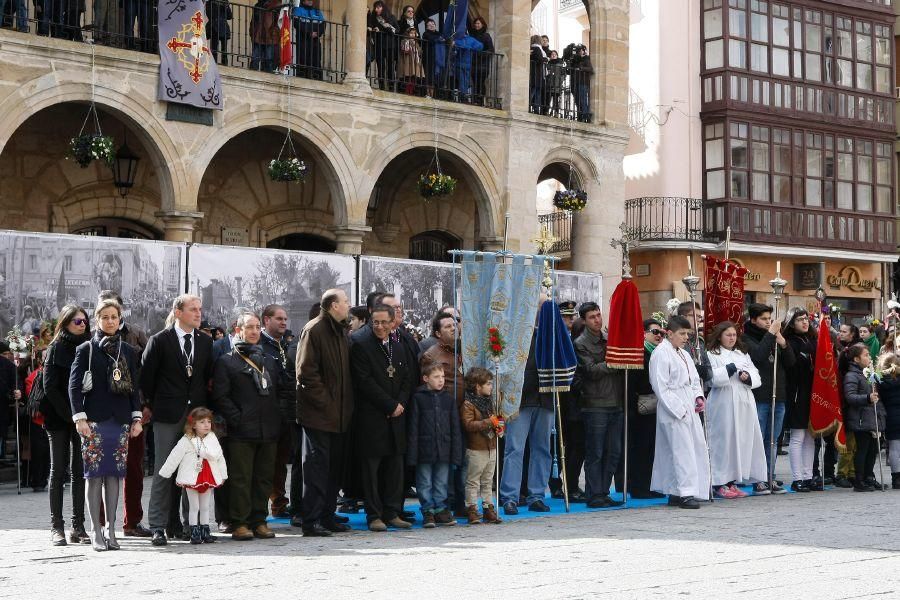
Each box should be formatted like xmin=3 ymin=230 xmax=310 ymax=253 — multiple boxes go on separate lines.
xmin=350 ymin=304 xmax=413 ymax=532
xmin=141 ymin=294 xmax=214 ymax=546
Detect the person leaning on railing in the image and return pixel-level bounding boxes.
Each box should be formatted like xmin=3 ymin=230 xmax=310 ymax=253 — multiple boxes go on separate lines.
xmin=398 ymin=27 xmax=425 ymax=96
xmin=528 ymin=34 xmax=548 ymax=115
xmin=294 ymin=0 xmax=325 ymax=80
xmin=250 ymin=0 xmax=281 ymax=72
xmin=421 ymin=19 xmax=443 ymax=98
xmin=546 ymin=50 xmax=565 ymax=118
xmin=205 ymin=0 xmax=232 ymax=66
xmin=367 ymin=1 xmax=399 ymax=90
xmin=470 ymin=17 xmax=493 ymax=107
xmin=568 ymin=44 xmax=593 ymax=123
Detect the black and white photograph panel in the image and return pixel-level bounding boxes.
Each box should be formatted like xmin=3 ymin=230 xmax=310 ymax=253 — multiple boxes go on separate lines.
xmin=554 ymin=270 xmax=603 ymax=308
xmin=187 ymin=243 xmax=356 ymax=334
xmin=0 ymin=230 xmax=186 ymax=338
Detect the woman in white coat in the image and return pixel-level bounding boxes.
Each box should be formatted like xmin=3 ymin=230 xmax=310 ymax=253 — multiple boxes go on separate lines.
xmin=705 ymin=322 xmax=768 ymax=499
xmin=649 ymin=315 xmax=711 ymax=509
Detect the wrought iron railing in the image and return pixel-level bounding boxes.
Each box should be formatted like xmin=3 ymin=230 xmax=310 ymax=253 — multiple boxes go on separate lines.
xmin=365 ymin=30 xmax=504 ymax=109
xmin=624 ymin=197 xmax=708 ymax=242
xmin=538 ymin=211 xmax=572 ymax=253
xmin=529 ymin=63 xmax=592 ymax=122
xmin=6 ymin=1 xmax=347 ymax=83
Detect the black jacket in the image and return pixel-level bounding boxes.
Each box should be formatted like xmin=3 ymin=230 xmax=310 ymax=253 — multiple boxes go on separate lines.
xmin=259 ymin=332 xmax=295 ymax=421
xmin=521 ymin=335 xmax=553 ymax=411
xmin=350 ymin=329 xmax=411 ymax=457
xmin=212 ymin=346 xmax=283 ymax=442
xmin=783 ymin=333 xmax=816 ymax=430
xmin=406 ymin=385 xmax=462 ymax=467
xmin=741 ymin=320 xmax=793 ymax=404
xmin=843 ymin=362 xmax=887 ymax=433
xmin=141 ymin=327 xmax=213 ymax=424
xmin=68 ymin=334 xmax=141 ymax=425
xmin=876 ymin=375 xmax=900 ymax=440
xmin=212 ymin=335 xmax=234 ymax=364
xmin=42 ymin=331 xmax=90 ymax=430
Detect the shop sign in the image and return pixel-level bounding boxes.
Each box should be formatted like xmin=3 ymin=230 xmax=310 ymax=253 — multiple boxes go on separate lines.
xmin=826 ymin=266 xmax=880 ymax=293
xmin=795 ymin=263 xmax=823 ymax=290
xmin=221 ymin=227 xmax=249 ymax=247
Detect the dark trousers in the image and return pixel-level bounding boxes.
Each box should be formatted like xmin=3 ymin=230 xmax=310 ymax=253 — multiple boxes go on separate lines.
xmin=813 ymin=432 xmax=838 ymax=479
xmin=148 ymin=419 xmax=188 ymax=532
xmin=301 ymin=427 xmax=348 ymax=525
xmin=854 ymin=432 xmax=877 ymax=485
xmin=47 ymin=426 xmax=85 ymax=530
xmin=289 ymin=423 xmax=303 ymax=516
xmin=550 ymin=418 xmax=585 ymax=494
xmin=214 ymin=437 xmax=230 ymax=524
xmin=227 ymin=439 xmax=277 ymax=528
xmin=628 ymin=411 xmax=656 ymax=495
xmin=270 ymin=420 xmax=293 ymax=514
xmin=582 ymin=409 xmax=624 ymax=500
xmin=360 ymin=454 xmax=404 ymax=523
xmin=29 ymin=421 xmax=50 ymax=489
xmin=123 ymin=429 xmax=145 ymax=529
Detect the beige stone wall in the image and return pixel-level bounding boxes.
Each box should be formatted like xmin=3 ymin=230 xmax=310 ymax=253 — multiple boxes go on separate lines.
xmin=0 ymin=0 xmax=629 ymax=287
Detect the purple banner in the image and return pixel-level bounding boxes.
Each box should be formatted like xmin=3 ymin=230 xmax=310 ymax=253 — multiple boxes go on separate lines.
xmin=158 ymin=0 xmax=224 ymax=110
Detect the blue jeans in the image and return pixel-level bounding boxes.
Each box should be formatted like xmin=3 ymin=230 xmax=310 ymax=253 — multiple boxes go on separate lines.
xmin=251 ymin=43 xmax=275 ymax=72
xmin=582 ymin=409 xmax=624 ymax=499
xmin=0 ymin=0 xmax=29 ymax=31
xmin=416 ymin=462 xmax=450 ymax=514
xmin=756 ymin=402 xmax=785 ymax=478
xmin=500 ymin=406 xmax=554 ymax=505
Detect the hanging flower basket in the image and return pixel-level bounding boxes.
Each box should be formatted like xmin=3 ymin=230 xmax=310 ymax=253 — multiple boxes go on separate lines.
xmin=553 ymin=189 xmax=588 ymax=212
xmin=69 ymin=133 xmax=116 ymax=168
xmin=418 ymin=173 xmax=457 ymax=200
xmin=268 ymin=157 xmax=307 ymax=183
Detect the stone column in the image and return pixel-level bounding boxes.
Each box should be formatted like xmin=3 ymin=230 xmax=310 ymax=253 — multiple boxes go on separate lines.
xmin=332 ymin=224 xmax=371 ymax=255
xmin=494 ymin=0 xmax=531 ymax=113
xmin=343 ymin=0 xmax=371 ymax=91
xmin=478 ymin=236 xmax=505 ymax=252
xmin=156 ymin=210 xmax=203 ymax=243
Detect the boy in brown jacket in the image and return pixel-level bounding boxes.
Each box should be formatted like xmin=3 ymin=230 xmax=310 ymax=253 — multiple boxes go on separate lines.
xmin=460 ymin=367 xmax=504 ymax=524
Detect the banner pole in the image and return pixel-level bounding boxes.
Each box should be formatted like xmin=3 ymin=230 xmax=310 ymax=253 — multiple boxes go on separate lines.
xmin=682 ymin=270 xmax=713 ymax=503
xmin=768 ymin=270 xmax=788 ymax=492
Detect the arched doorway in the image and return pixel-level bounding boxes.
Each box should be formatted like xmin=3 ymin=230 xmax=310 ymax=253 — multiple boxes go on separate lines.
xmin=70 ymin=218 xmax=162 ymax=240
xmin=268 ymin=233 xmax=337 ymax=253
xmin=536 ymin=161 xmax=584 ymax=256
xmin=409 ymin=229 xmax=461 ymax=262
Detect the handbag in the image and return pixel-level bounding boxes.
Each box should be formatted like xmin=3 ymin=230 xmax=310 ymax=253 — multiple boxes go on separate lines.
xmin=81 ymin=342 xmax=93 ymax=393
xmin=637 ymin=393 xmax=657 ymax=415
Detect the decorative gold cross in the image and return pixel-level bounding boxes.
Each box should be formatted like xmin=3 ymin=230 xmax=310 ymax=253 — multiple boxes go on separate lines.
xmin=531 ymin=226 xmax=558 ymax=255
xmin=609 ymin=222 xmax=634 ymax=279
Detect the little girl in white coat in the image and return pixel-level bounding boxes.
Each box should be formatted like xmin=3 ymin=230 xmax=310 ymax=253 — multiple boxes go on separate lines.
xmin=159 ymin=407 xmax=228 ymax=544
xmin=706 ymin=322 xmax=767 ymax=499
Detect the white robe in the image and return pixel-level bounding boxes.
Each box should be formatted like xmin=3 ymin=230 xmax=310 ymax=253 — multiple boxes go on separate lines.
xmin=649 ymin=339 xmax=711 ymax=498
xmin=706 ymin=348 xmax=768 ymax=485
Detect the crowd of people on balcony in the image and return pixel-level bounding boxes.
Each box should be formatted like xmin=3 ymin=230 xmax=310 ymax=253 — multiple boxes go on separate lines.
xmin=529 ymin=33 xmax=593 ymax=122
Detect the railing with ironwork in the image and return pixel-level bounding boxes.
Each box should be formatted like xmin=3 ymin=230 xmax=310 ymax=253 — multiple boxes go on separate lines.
xmin=365 ymin=30 xmax=504 ymax=109
xmin=538 ymin=211 xmax=572 ymax=253
xmin=5 ymin=1 xmax=347 ymax=83
xmin=529 ymin=62 xmax=592 ymax=123
xmin=624 ymin=197 xmax=708 ymax=242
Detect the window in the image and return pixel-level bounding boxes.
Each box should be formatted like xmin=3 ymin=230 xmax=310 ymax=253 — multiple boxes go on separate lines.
xmin=728 ymin=0 xmax=747 ymax=68
xmin=773 ymin=128 xmax=791 ymax=203
xmin=751 ymin=1 xmax=768 ymax=43
xmin=751 ymin=125 xmax=770 ymax=202
xmin=64 ymin=256 xmax=72 ymax=271
xmin=730 ymin=39 xmax=747 ymax=68
xmin=875 ymin=142 xmax=891 ymax=213
xmin=703 ymin=0 xmax=724 ymax=69
xmin=751 ymin=44 xmax=768 ymax=72
xmin=805 ymin=132 xmax=823 ymax=206
xmin=29 ymin=255 xmax=37 ymax=270
xmin=705 ymin=123 xmax=726 ymax=199
xmin=836 ymin=136 xmax=853 ymax=210
xmin=730 ymin=122 xmax=749 ymax=198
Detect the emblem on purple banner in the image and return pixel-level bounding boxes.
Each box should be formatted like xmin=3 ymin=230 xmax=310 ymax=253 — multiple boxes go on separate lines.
xmin=158 ymin=0 xmax=224 ymax=110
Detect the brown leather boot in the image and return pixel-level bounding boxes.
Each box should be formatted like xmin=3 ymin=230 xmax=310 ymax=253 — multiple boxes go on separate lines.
xmin=253 ymin=524 xmax=276 ymax=539
xmin=466 ymin=504 xmax=482 ymax=525
xmin=231 ymin=525 xmax=254 ymax=541
xmin=482 ymin=504 xmax=503 ymax=524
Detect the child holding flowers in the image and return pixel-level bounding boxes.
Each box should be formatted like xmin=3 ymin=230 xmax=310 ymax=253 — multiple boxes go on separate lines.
xmin=460 ymin=367 xmax=503 ymax=525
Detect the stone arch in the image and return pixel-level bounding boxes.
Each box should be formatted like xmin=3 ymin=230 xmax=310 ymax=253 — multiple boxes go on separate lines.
xmin=362 ymin=130 xmax=502 ymax=239
xmin=192 ymin=108 xmax=358 ymax=227
xmin=0 ymin=73 xmax=184 ymax=212
xmin=51 ymin=189 xmax=165 ymax=234
xmin=252 ymin=210 xmax=338 ymax=244
xmin=537 ymin=146 xmax=598 ymax=189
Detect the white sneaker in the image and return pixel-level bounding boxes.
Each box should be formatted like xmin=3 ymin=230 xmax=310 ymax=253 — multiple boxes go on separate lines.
xmin=753 ymin=482 xmax=771 ymax=495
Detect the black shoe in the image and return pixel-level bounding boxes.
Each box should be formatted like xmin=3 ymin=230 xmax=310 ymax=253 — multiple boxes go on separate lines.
xmin=124 ymin=523 xmax=153 ymax=537
xmin=790 ymin=481 xmax=810 ymax=493
xmin=332 ymin=513 xmax=349 ymax=524
xmin=151 ymin=529 xmax=168 ymax=546
xmin=809 ymin=477 xmax=825 ymax=491
xmin=200 ymin=525 xmax=216 ymax=543
xmin=667 ymin=495 xmax=682 ymax=506
xmin=322 ymin=520 xmax=350 ymax=533
xmin=550 ymin=489 xmax=564 ymax=499
xmin=892 ymin=474 xmax=900 ymax=490
xmin=218 ymin=521 xmax=234 ymax=534
xmin=190 ymin=525 xmax=202 ymax=544
xmin=400 ymin=510 xmax=416 ymax=522
xmin=290 ymin=515 xmax=304 ymax=528
xmin=678 ymin=496 xmax=700 ymax=509
xmin=69 ymin=525 xmax=90 ymax=544
xmin=835 ymin=476 xmax=854 ymax=489
xmin=51 ymin=528 xmax=67 ymax=546
xmin=528 ymin=500 xmax=550 ymax=512
xmin=853 ymin=483 xmax=875 ymax=492
xmin=569 ymin=489 xmax=588 ymax=503
xmin=180 ymin=528 xmax=192 ymax=541
xmin=302 ymin=523 xmax=333 ymax=537
xmin=823 ymin=476 xmax=835 ymax=486
xmin=502 ymin=501 xmax=518 ymax=516
xmin=587 ymin=495 xmax=624 ymax=509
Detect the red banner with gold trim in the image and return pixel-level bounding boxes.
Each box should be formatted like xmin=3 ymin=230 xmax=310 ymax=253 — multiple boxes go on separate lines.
xmin=703 ymin=255 xmax=747 ymax=337
xmin=809 ymin=317 xmax=847 ymax=448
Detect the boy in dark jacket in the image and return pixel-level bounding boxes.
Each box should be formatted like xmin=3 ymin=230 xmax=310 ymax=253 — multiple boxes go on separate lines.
xmin=407 ymin=361 xmax=463 ymax=527
xmin=843 ymin=344 xmax=887 ymax=492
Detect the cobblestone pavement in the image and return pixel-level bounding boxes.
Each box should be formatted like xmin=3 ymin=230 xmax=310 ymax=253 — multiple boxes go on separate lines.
xmin=1 ymin=469 xmax=898 ymax=600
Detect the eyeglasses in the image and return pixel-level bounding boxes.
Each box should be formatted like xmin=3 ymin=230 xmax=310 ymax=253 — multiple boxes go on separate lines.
xmin=371 ymin=320 xmax=392 ymax=327
xmin=72 ymin=318 xmax=88 ymax=326
xmin=649 ymin=329 xmax=664 ymax=336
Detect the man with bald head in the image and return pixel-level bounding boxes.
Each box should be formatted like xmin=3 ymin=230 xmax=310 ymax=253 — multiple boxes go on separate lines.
xmin=295 ymin=289 xmax=355 ymax=537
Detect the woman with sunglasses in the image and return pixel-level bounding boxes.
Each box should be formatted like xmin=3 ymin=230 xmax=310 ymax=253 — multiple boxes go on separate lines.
xmin=42 ymin=304 xmax=92 ymax=547
xmin=626 ymin=319 xmax=666 ymax=499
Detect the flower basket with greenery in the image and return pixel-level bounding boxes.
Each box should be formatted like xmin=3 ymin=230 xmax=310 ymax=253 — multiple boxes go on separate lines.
xmin=418 ymin=173 xmax=457 ymax=200
xmin=552 ymin=188 xmax=588 ymax=212
xmin=487 ymin=326 xmax=505 ymax=360
xmin=69 ymin=133 xmax=116 ymax=168
xmin=268 ymin=157 xmax=307 ymax=183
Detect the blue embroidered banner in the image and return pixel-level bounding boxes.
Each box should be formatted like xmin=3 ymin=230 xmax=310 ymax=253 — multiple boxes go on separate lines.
xmin=460 ymin=252 xmax=544 ymax=417
xmin=158 ymin=0 xmax=224 ymax=110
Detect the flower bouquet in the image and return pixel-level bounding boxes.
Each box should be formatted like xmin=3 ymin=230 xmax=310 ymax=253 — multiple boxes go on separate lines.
xmin=417 ymin=173 xmax=457 ymax=200
xmin=69 ymin=133 xmax=116 ymax=168
xmin=268 ymin=157 xmax=308 ymax=183
xmin=552 ymin=189 xmax=588 ymax=212
xmin=487 ymin=326 xmax=505 ymax=360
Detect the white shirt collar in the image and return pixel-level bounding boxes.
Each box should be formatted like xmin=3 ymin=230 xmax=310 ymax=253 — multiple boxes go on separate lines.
xmin=174 ymin=323 xmax=194 ymax=340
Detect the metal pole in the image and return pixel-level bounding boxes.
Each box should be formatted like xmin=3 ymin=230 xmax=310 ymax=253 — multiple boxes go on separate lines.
xmin=873 ymin=389 xmax=886 ymax=491
xmin=622 ymin=374 xmax=629 ymax=506
xmin=682 ymin=270 xmax=713 ymax=503
xmin=768 ymin=273 xmax=788 ymax=492
xmin=554 ymin=390 xmax=570 ymax=512
xmin=13 ymin=359 xmax=21 ymax=495
xmin=493 ymin=360 xmax=501 ymax=511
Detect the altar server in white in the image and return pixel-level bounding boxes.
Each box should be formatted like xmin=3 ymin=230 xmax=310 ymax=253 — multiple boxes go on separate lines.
xmin=705 ymin=321 xmax=768 ymax=499
xmin=649 ymin=315 xmax=711 ymax=509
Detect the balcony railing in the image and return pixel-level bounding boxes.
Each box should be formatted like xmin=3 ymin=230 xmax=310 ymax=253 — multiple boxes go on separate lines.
xmin=529 ymin=63 xmax=592 ymax=122
xmin=625 ymin=197 xmax=709 ymax=243
xmin=365 ymin=31 xmax=504 ymax=109
xmin=3 ymin=1 xmax=347 ymax=83
xmin=538 ymin=211 xmax=572 ymax=254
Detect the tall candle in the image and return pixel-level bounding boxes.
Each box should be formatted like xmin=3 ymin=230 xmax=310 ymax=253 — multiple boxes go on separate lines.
xmin=687 ymin=254 xmax=693 ymax=276
xmin=776 ymin=260 xmax=781 ymax=277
